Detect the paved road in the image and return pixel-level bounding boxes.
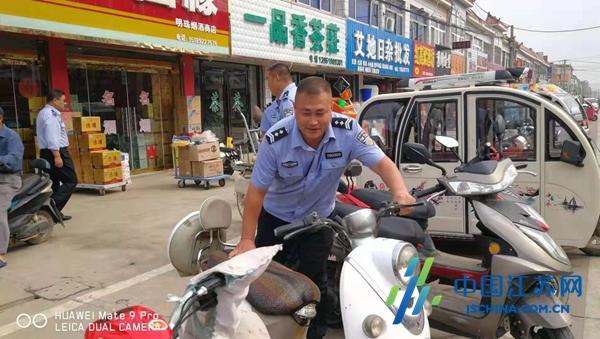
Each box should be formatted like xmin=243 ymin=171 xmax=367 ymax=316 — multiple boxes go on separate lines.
xmin=0 ymin=150 xmax=599 ymax=338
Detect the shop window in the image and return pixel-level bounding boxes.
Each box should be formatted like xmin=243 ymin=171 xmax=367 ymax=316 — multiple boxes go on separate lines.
xmin=403 ymin=100 xmax=458 ymax=162
xmin=298 ymin=0 xmax=331 ymax=12
xmin=0 ymin=61 xmax=48 ymax=129
xmin=546 ymin=110 xmax=576 ymax=160
xmin=476 ymin=99 xmax=536 ymax=162
xmin=359 ymin=99 xmax=408 ymax=159
xmin=410 ymin=11 xmax=428 ymax=42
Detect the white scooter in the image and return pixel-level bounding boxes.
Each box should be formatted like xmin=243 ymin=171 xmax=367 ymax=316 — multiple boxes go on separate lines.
xmin=167 ymin=197 xmax=432 ymax=339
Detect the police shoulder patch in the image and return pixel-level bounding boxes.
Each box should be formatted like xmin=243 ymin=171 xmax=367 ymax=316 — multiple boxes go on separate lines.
xmin=332 ymin=117 xmax=353 ymax=130
xmin=266 ymin=127 xmax=289 ymax=144
xmin=281 ymin=90 xmax=289 ymax=100
xmin=356 ymin=130 xmax=375 ymax=146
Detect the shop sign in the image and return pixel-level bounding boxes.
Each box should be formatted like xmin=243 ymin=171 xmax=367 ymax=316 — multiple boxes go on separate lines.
xmin=346 ymin=19 xmax=412 ymax=77
xmin=468 ymin=50 xmax=489 ymax=73
xmin=435 ymin=45 xmax=451 ymax=76
xmin=229 ymin=0 xmax=345 ymax=68
xmin=451 ymin=52 xmax=466 ymax=75
xmin=452 ymin=40 xmax=471 ymax=50
xmin=0 ymin=0 xmax=230 ymax=55
xmin=413 ymin=41 xmax=435 ymax=77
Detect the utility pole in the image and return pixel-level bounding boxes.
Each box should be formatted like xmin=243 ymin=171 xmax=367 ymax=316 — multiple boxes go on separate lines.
xmin=509 ymin=25 xmax=515 ymax=68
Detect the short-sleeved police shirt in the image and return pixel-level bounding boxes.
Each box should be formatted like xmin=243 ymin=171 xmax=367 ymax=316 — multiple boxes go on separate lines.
xmin=252 ymin=114 xmax=385 ymax=223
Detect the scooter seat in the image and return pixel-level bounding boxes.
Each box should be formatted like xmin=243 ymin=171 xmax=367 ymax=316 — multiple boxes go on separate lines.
xmin=377 ymin=217 xmax=426 ymax=247
xmin=350 ymin=189 xmax=436 ymax=220
xmin=333 ymin=201 xmax=363 ymax=217
xmin=12 ymin=174 xmax=42 ymax=202
xmin=205 ymin=252 xmax=320 ymax=316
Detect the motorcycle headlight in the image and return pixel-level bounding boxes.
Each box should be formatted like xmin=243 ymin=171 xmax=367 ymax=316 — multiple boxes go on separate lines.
xmin=392 ymin=243 xmax=419 ymax=286
xmin=449 ymin=165 xmax=517 ymax=195
xmin=362 ymin=314 xmax=386 ymax=338
xmin=292 ymin=303 xmax=317 ymax=326
xmin=517 ymin=225 xmax=570 ymax=266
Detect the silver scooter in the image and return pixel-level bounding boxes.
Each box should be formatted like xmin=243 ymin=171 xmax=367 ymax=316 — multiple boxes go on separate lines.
xmin=342 ymin=137 xmax=574 ymax=339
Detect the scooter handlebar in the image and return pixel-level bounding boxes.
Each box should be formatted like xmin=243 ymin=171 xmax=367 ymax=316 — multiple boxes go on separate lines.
xmin=412 ymin=184 xmax=445 ymax=199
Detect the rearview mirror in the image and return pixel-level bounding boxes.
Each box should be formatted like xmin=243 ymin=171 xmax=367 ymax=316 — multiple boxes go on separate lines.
xmin=402 ymin=142 xmax=433 ymax=164
xmin=402 ymin=143 xmax=447 ymax=175
xmin=560 ymin=140 xmax=586 ymax=167
xmin=435 ymin=136 xmax=459 ymax=149
xmin=344 ymin=162 xmax=363 ymax=177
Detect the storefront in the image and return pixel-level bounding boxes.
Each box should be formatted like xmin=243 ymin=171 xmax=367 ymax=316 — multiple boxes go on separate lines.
xmin=0 ymin=0 xmax=231 ymax=173
xmin=345 ymin=19 xmax=414 ymax=96
xmin=228 ymin=0 xmax=348 ymax=120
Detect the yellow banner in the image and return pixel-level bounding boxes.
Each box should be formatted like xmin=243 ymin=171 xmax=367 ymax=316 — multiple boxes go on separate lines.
xmin=0 ymin=0 xmax=230 ymax=55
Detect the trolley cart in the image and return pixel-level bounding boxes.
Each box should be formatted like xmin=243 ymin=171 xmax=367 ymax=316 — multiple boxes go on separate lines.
xmin=175 ymin=174 xmax=229 ymax=190
xmin=76 ymin=181 xmax=128 ymax=196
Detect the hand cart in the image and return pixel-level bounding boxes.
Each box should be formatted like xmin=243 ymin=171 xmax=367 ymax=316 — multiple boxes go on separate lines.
xmin=175 ymin=174 xmax=230 ymax=190
xmin=76 ymin=181 xmax=128 ymax=196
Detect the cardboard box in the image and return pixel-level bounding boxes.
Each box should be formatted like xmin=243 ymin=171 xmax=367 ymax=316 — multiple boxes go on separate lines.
xmin=73 ymin=116 xmax=101 ymax=133
xmin=28 ymin=97 xmax=44 ymax=111
xmin=177 ymin=156 xmax=192 ymax=177
xmin=186 ymin=142 xmax=219 ymax=162
xmin=82 ymin=164 xmax=95 ymax=184
xmin=23 ymin=143 xmax=36 ymax=159
xmin=79 ymin=133 xmax=107 ymax=150
xmin=191 ymin=159 xmax=223 ymax=178
xmin=15 ymin=128 xmax=34 ymax=143
xmin=91 ymin=150 xmax=121 ymax=169
xmin=93 ymin=167 xmax=123 ymax=185
xmin=68 ymin=134 xmax=79 ymax=150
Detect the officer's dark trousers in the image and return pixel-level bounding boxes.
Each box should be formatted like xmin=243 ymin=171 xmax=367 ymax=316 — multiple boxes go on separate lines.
xmin=255 ymin=208 xmax=334 ymax=339
xmin=40 ymin=148 xmax=78 ymax=212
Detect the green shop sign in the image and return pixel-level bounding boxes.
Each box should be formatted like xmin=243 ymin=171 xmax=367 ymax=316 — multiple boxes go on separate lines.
xmin=243 ymin=8 xmax=343 ymax=66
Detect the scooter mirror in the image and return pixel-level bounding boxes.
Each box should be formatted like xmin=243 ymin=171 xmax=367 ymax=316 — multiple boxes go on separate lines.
xmin=402 ymin=143 xmax=433 ymax=164
xmin=434 ymin=136 xmax=459 ymax=149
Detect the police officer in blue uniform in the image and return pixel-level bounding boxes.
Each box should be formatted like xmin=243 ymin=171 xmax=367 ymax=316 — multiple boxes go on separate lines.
xmin=230 ymin=77 xmax=415 ymax=338
xmin=260 ymin=63 xmax=297 ymax=134
xmin=36 ymin=89 xmax=77 ymax=220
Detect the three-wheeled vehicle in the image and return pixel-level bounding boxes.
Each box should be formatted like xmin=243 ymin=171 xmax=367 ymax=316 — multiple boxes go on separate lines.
xmin=355 ymin=69 xmax=600 ymax=255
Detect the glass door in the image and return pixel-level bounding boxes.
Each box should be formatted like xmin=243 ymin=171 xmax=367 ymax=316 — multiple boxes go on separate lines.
xmin=69 ymin=63 xmax=171 ymax=173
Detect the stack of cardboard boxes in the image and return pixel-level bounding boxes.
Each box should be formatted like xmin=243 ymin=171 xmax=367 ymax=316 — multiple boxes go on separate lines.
xmin=69 ymin=117 xmax=123 ymax=185
xmin=176 ymin=141 xmax=224 ymax=178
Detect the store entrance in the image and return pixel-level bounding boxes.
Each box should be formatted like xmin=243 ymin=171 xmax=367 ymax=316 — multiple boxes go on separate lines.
xmin=200 ymin=62 xmax=251 ymax=142
xmin=68 ymin=63 xmax=175 ymax=173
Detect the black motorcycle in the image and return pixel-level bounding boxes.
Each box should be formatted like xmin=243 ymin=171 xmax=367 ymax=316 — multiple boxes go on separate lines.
xmin=9 ymin=159 xmax=63 ymax=246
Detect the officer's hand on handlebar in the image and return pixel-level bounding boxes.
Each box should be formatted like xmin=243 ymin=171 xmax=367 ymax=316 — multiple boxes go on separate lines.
xmin=393 ymin=191 xmax=417 ymax=216
xmin=228 ymin=238 xmax=256 ymax=258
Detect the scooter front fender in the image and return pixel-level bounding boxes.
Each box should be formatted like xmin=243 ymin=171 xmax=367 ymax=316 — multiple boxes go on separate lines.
xmin=512 ymin=294 xmax=572 ymax=335
xmin=340 ymin=259 xmax=430 ymax=339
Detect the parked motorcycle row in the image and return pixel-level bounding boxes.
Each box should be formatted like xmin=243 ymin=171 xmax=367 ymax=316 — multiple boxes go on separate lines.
xmin=81 ymin=132 xmax=576 ymax=339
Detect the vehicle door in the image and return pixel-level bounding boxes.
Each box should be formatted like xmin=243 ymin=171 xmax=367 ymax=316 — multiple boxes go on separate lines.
xmin=396 ymin=94 xmax=465 ymax=234
xmin=542 ymin=105 xmax=600 ymax=247
xmin=465 ymin=92 xmax=542 ymax=235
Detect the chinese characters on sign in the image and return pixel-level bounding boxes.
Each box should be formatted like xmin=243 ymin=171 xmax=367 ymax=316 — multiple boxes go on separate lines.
xmin=182 ymin=0 xmax=218 ymax=15
xmin=267 ymin=9 xmax=342 ymax=65
xmin=435 ymin=45 xmax=452 ymax=75
xmin=413 ymin=41 xmax=435 ymax=77
xmin=346 ymin=19 xmax=413 ymax=77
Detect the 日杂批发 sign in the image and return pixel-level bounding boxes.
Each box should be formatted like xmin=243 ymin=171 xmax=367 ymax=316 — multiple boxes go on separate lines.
xmin=229 ymin=0 xmax=345 ymax=68
xmin=346 ymin=19 xmax=413 ymax=77
xmin=0 ymin=0 xmax=230 ymax=55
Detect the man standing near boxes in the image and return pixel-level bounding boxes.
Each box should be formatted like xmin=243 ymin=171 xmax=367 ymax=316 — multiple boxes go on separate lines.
xmin=36 ymin=89 xmax=77 ymax=221
xmin=0 ymin=107 xmax=24 ymax=268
